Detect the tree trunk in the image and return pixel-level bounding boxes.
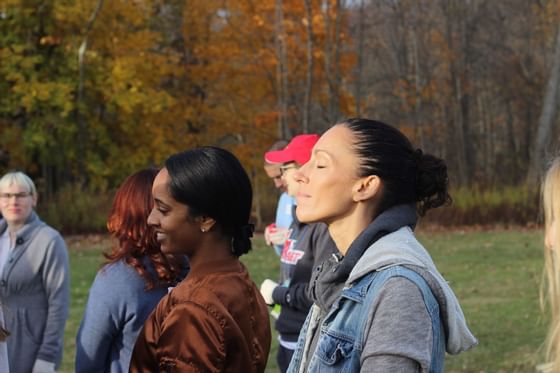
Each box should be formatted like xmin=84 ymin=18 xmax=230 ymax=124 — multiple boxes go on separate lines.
xmin=77 ymin=0 xmax=105 ymax=186
xmin=303 ymin=0 xmax=314 ymax=133
xmin=442 ymin=0 xmax=472 ymax=186
xmin=527 ymin=23 xmax=560 ymax=185
xmin=354 ymin=0 xmax=365 ymax=117
xmin=323 ymin=0 xmax=333 ymax=125
xmin=330 ymin=0 xmax=343 ymax=123
xmin=411 ymin=23 xmax=425 ymax=149
xmin=275 ymin=0 xmax=290 ymax=138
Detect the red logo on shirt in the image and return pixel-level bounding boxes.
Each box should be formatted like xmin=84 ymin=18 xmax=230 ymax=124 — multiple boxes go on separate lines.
xmin=281 ymin=239 xmax=304 ymax=265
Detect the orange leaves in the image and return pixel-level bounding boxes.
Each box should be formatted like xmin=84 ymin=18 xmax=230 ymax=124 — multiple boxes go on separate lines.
xmin=253 ymin=14 xmax=266 ymax=27
xmin=1 ymin=0 xmax=358 ymax=191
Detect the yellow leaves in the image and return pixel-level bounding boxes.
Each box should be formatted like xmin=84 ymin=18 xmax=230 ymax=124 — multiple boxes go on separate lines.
xmin=1 ymin=45 xmax=42 ymax=74
xmin=1 ymin=0 xmax=357 ymax=189
xmin=14 ymin=81 xmax=74 ymax=117
xmin=107 ymin=58 xmax=168 ymax=115
xmin=1 ymin=40 xmax=75 ymax=116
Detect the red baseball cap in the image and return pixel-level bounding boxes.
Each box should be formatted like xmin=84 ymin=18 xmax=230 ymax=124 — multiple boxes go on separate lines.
xmin=265 ymin=134 xmax=320 ymax=165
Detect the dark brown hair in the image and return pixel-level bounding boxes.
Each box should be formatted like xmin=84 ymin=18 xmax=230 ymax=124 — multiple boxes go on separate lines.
xmin=166 ymin=147 xmax=254 ymax=257
xmin=104 ymin=168 xmax=184 ymax=290
xmin=342 ymin=118 xmax=451 ymax=216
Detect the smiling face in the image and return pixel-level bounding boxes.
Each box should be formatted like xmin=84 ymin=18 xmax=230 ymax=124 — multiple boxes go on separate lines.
xmin=294 ymin=125 xmax=363 ymax=225
xmin=0 ymin=182 xmax=36 ymax=229
xmin=147 ymin=168 xmax=203 ymax=256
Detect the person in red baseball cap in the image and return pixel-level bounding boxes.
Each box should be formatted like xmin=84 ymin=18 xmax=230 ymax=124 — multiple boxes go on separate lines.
xmin=263 ymin=140 xmax=293 ymax=257
xmin=261 ymin=133 xmax=337 ymax=373
xmin=264 ymin=134 xmax=320 ymax=166
xmin=264 ymin=134 xmax=319 ymax=199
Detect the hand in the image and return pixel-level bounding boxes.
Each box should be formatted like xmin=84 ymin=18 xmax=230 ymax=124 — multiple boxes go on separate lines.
xmin=265 ymin=225 xmax=289 ymax=246
xmin=260 ymin=279 xmax=278 ymax=306
xmin=264 ymin=224 xmax=276 ymax=245
xmin=32 ymin=359 xmax=56 ymax=373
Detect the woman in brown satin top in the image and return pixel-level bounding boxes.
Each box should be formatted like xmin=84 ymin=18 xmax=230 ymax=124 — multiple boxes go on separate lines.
xmin=129 ymin=147 xmax=271 ymax=372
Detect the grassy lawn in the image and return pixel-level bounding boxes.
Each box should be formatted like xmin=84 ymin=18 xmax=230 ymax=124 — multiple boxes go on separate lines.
xmin=61 ymin=230 xmax=546 ymax=372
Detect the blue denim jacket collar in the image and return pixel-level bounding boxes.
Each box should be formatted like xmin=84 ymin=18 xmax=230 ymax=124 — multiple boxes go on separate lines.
xmin=289 ymin=266 xmax=445 ymax=373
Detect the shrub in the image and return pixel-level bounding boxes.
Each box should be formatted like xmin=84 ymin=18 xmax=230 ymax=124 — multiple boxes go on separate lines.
xmin=420 ymin=185 xmax=541 ymax=227
xmin=37 ymin=183 xmax=112 ymax=234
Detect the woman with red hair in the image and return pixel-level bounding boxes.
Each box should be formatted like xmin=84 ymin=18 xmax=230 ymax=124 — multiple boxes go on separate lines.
xmin=75 ymin=168 xmax=188 ymax=373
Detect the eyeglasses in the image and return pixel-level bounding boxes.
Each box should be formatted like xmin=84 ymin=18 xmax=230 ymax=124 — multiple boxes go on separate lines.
xmin=280 ymin=164 xmax=298 ymax=175
xmin=0 ymin=192 xmax=32 ymax=200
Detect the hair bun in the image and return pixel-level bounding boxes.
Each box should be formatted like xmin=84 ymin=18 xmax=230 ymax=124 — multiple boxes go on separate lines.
xmin=415 ymin=153 xmax=451 ymax=215
xmin=238 ymin=224 xmax=254 ymax=240
xmin=231 ymin=223 xmax=254 ymax=256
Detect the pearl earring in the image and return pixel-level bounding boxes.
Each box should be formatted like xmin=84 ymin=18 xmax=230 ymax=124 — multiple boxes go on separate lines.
xmin=201 ymin=227 xmax=206 ymax=233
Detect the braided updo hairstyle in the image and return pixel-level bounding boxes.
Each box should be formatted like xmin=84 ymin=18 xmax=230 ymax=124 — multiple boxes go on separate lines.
xmin=341 ymin=118 xmax=451 ymax=216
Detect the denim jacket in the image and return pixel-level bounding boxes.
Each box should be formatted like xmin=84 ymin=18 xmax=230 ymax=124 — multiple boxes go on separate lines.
xmin=288 ymin=265 xmax=445 ymax=372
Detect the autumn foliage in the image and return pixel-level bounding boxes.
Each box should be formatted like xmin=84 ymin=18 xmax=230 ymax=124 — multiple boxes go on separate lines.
xmin=0 ymin=1 xmax=558 ymax=230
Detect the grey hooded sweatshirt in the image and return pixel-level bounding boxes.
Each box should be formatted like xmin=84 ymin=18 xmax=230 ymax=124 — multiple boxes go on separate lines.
xmin=350 ymin=226 xmax=478 ymax=370
xmin=297 ymin=225 xmax=477 ymax=372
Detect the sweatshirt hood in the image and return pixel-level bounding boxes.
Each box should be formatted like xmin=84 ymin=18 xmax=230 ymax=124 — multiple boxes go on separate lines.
xmin=308 ymin=204 xmax=417 ymax=312
xmin=348 ymin=226 xmax=478 ymax=355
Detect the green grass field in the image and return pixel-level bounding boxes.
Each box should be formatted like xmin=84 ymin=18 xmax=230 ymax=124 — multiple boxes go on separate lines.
xmin=61 ymin=230 xmax=547 ymax=372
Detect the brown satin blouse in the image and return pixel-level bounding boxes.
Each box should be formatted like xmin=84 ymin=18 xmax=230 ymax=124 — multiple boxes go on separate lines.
xmin=129 ymin=256 xmax=271 ymax=372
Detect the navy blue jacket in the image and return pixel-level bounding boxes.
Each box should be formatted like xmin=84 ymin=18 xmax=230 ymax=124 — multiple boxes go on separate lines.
xmin=272 ymin=222 xmax=337 ymax=342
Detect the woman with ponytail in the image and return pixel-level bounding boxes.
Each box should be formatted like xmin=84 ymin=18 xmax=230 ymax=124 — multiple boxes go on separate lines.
xmin=287 ymin=118 xmax=477 ymax=372
xmin=130 ymin=147 xmax=271 ymax=372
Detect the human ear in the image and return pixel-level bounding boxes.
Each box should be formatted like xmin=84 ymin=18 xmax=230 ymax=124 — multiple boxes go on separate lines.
xmin=352 ymin=175 xmax=381 ymax=202
xmin=199 ymin=215 xmax=217 ymax=233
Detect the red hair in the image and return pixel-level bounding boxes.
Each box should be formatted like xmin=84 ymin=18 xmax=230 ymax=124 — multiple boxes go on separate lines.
xmin=104 ymin=168 xmax=184 ymax=290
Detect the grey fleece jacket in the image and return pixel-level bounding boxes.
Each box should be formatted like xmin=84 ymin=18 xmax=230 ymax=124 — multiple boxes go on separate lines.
xmin=0 ymin=212 xmax=70 ymax=372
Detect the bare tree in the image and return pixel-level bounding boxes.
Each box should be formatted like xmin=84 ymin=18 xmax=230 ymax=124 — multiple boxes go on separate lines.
xmin=354 ymin=0 xmax=365 ymax=116
xmin=303 ymin=0 xmax=314 ymax=133
xmin=77 ymin=0 xmax=105 ymax=184
xmin=330 ymin=0 xmax=344 ymax=123
xmin=275 ymin=0 xmax=290 ymax=138
xmin=322 ymin=0 xmax=344 ymax=126
xmin=527 ymin=23 xmax=560 ymax=185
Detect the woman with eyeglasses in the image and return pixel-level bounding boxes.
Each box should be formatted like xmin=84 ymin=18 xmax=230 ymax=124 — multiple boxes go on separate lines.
xmin=0 ymin=171 xmax=69 ymax=373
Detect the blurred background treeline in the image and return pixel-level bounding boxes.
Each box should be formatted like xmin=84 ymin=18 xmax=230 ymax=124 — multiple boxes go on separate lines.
xmin=1 ymin=0 xmax=559 ymax=233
